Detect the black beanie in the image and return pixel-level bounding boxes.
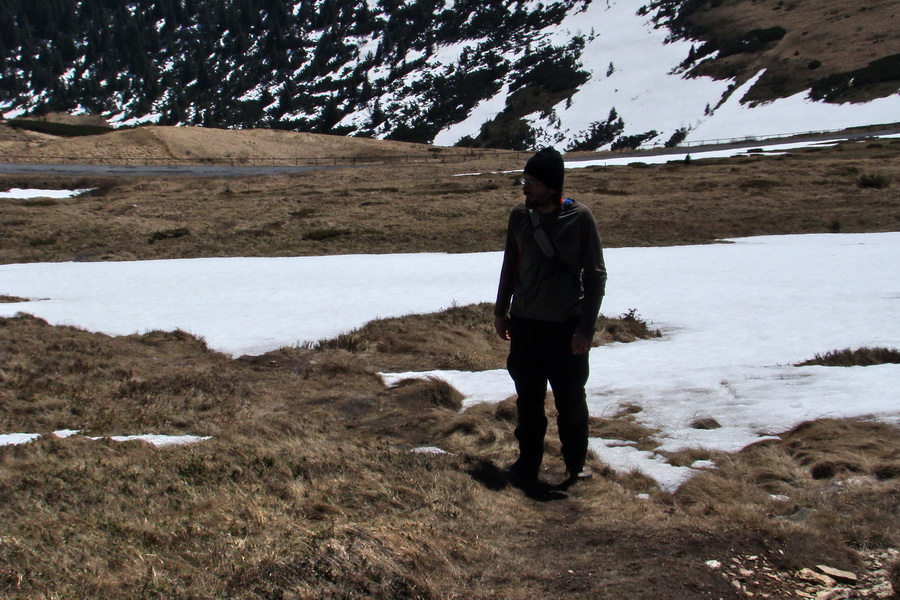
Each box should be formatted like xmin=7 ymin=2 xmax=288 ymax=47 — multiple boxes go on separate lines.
xmin=524 ymin=147 xmax=564 ymax=193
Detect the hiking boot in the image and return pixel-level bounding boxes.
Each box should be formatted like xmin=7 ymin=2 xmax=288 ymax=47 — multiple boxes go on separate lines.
xmin=567 ymin=466 xmax=593 ymax=482
xmin=505 ymin=462 xmax=539 ymax=488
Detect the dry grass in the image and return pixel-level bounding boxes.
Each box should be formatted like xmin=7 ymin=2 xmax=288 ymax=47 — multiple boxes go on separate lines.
xmin=3 ymin=315 xmax=897 ymax=598
xmin=1 ymin=431 xmax=486 ymax=599
xmin=675 ymin=418 xmax=900 ymax=552
xmin=0 ymin=124 xmax=488 ymax=164
xmin=589 ymin=403 xmax=661 ymax=453
xmin=1 ymin=136 xmax=899 ymax=263
xmin=890 ymin=559 xmax=900 ymax=597
xmin=679 ymin=0 xmax=900 ymax=104
xmin=796 ymin=346 xmax=900 ymax=367
xmin=2 ymin=129 xmax=899 ymax=598
xmin=303 ymin=302 xmax=660 ymax=372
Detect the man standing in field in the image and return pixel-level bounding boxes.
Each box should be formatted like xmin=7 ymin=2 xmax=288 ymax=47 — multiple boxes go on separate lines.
xmin=494 ymin=147 xmax=607 ymax=486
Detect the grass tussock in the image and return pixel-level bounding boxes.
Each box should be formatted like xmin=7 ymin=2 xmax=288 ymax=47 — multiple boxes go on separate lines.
xmin=674 ymin=418 xmax=900 ymax=553
xmin=311 ymin=302 xmax=507 ymax=372
xmin=147 ymin=226 xmax=191 ymax=244
xmin=590 ymin=403 xmax=660 ymax=452
xmin=309 ymin=303 xmax=662 ymax=373
xmin=597 ymin=308 xmax=662 ymax=343
xmin=796 ymin=346 xmax=900 ymax=367
xmin=857 ymin=172 xmax=892 ymax=189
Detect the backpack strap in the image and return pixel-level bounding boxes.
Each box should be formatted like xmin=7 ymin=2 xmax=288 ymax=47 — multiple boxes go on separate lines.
xmin=528 ymin=208 xmax=558 ymax=259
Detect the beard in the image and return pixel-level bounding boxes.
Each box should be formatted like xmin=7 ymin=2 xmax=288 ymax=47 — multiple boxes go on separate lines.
xmin=524 ymin=196 xmax=542 ymax=210
xmin=524 ymin=189 xmax=557 ymax=211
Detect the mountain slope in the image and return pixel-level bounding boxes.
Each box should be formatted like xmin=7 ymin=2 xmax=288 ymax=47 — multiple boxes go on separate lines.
xmin=0 ymin=0 xmax=897 ymax=150
xmin=647 ymin=0 xmax=900 ymax=104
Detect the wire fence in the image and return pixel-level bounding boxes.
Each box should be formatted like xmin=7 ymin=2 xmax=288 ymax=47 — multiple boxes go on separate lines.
xmin=673 ymin=128 xmax=853 ymax=148
xmin=648 ymin=122 xmax=900 ymax=150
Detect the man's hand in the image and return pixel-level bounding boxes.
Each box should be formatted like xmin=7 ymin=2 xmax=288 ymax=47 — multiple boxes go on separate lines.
xmin=571 ymin=331 xmax=592 ymax=355
xmin=494 ymin=315 xmax=510 ymax=341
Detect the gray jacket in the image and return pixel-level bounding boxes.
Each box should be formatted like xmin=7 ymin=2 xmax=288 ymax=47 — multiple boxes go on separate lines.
xmin=495 ymin=199 xmax=607 ymax=336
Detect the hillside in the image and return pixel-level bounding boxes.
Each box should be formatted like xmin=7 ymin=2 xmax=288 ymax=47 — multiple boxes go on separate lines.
xmin=647 ymin=0 xmax=900 ymax=103
xmin=1 ymin=0 xmax=897 ymax=150
xmin=0 ymin=121 xmax=473 ymax=163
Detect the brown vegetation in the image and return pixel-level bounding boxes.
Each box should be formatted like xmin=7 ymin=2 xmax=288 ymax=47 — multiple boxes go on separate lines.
xmin=796 ymin=346 xmax=900 ymax=367
xmin=304 ymin=302 xmax=658 ymax=373
xmin=0 ymin=123 xmax=486 ymax=164
xmin=2 ymin=314 xmax=898 ymax=599
xmin=676 ymin=0 xmax=900 ymax=104
xmin=1 ymin=133 xmax=899 ymax=264
xmin=1 ymin=128 xmax=899 ymax=598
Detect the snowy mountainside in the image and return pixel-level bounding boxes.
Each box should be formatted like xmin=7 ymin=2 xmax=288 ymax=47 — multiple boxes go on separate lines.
xmin=0 ymin=0 xmax=897 ymax=150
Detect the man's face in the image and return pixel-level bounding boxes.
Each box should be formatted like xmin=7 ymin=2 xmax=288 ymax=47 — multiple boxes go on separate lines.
xmin=522 ymin=174 xmax=556 ymax=211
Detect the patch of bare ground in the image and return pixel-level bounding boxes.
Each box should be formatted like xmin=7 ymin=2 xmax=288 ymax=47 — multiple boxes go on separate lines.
xmin=2 ymin=312 xmax=898 ymax=599
xmin=673 ymin=0 xmax=900 ymax=104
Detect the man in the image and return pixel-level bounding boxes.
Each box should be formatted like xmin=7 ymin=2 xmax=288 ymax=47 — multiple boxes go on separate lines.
xmin=494 ymin=147 xmax=607 ymax=486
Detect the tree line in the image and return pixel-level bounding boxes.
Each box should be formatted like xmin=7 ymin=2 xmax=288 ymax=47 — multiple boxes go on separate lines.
xmin=0 ymin=0 xmax=596 ymax=148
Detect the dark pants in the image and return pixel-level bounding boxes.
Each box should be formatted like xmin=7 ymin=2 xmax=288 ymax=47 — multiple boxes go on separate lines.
xmin=507 ymin=315 xmax=590 ymax=478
